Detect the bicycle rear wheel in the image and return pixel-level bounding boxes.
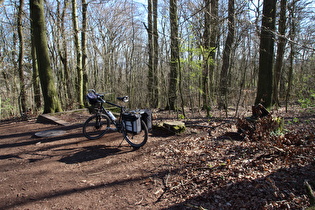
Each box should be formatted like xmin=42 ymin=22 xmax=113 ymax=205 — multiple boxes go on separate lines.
xmin=83 ymin=114 xmax=110 ymax=140
xmin=124 ymin=120 xmax=148 ymax=148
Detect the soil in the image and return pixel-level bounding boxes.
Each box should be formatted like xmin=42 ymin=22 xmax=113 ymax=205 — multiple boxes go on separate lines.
xmin=0 ymin=106 xmax=314 ymax=210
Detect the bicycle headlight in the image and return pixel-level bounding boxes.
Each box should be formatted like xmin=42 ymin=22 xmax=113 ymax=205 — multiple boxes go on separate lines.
xmin=123 ymin=96 xmax=129 ymax=103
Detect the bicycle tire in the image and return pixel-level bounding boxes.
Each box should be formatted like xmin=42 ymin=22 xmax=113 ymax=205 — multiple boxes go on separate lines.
xmin=83 ymin=114 xmax=110 ymax=140
xmin=123 ymin=120 xmax=148 ymax=148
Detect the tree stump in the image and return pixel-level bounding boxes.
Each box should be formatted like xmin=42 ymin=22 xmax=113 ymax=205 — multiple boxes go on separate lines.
xmin=163 ymin=121 xmax=186 ymax=134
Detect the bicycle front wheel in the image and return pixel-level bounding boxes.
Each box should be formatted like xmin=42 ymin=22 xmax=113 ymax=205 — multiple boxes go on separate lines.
xmin=124 ymin=120 xmax=148 ymax=148
xmin=83 ymin=114 xmax=110 ymax=140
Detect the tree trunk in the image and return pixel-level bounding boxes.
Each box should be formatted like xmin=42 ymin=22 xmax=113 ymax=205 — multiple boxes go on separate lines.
xmin=147 ymin=0 xmax=154 ymax=106
xmin=30 ymin=2 xmax=41 ymax=111
xmin=209 ymin=0 xmax=218 ymax=105
xmin=31 ymin=38 xmax=41 ymax=111
xmin=56 ymin=0 xmax=70 ymax=107
xmin=167 ymin=0 xmax=179 ymax=110
xmin=153 ymin=0 xmax=159 ymax=108
xmin=72 ymin=0 xmax=84 ymax=108
xmin=255 ymin=0 xmax=277 ymax=108
xmin=147 ymin=0 xmax=159 ymax=108
xmin=60 ymin=0 xmax=72 ymax=105
xmin=30 ymin=0 xmax=62 ymax=114
xmin=273 ymin=0 xmax=287 ymax=106
xmin=17 ymin=0 xmax=27 ymax=116
xmin=202 ymin=0 xmax=218 ymax=115
xmin=218 ymin=0 xmax=235 ymax=110
xmin=202 ymin=0 xmax=211 ymax=111
xmin=82 ymin=0 xmax=88 ymax=105
xmin=286 ymin=1 xmax=296 ymax=112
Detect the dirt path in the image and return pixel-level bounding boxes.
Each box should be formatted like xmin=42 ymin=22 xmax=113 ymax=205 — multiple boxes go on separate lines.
xmin=0 ymin=111 xmax=176 ymax=209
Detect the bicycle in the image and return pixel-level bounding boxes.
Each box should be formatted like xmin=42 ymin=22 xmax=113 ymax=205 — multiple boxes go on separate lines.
xmin=82 ymin=89 xmax=148 ymax=148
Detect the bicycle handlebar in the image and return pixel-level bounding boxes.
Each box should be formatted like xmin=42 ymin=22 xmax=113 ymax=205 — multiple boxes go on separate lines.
xmin=88 ymin=89 xmax=128 ymax=104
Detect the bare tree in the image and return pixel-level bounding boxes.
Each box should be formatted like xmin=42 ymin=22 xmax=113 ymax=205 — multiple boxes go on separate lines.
xmin=152 ymin=0 xmax=159 ymax=107
xmin=29 ymin=1 xmax=41 ymax=112
xmin=17 ymin=0 xmax=27 ymax=115
xmin=56 ymin=0 xmax=72 ymax=107
xmin=147 ymin=0 xmax=159 ymax=108
xmin=202 ymin=0 xmax=211 ymax=112
xmin=255 ymin=0 xmax=277 ymax=108
xmin=72 ymin=0 xmax=84 ymax=108
xmin=218 ymin=0 xmax=235 ymax=110
xmin=168 ymin=0 xmax=179 ymax=110
xmin=147 ymin=0 xmax=154 ymax=106
xmin=285 ymin=0 xmax=297 ymax=112
xmin=30 ymin=0 xmax=62 ymax=113
xmin=273 ymin=0 xmax=287 ymax=106
xmin=82 ymin=0 xmax=88 ymax=105
xmin=202 ymin=0 xmax=218 ymax=114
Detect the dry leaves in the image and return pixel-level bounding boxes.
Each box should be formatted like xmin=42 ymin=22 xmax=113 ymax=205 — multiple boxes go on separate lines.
xmin=151 ymin=108 xmax=315 ymax=209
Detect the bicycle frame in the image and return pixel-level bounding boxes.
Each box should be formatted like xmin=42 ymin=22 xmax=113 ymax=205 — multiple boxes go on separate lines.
xmin=94 ymin=95 xmax=128 ymax=130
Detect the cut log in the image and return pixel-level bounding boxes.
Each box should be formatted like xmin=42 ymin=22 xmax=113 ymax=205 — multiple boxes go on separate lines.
xmin=163 ymin=121 xmax=186 ymax=134
xmin=36 ymin=114 xmax=71 ymax=126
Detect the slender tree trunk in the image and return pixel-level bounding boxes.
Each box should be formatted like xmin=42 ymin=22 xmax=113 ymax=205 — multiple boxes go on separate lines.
xmin=72 ymin=0 xmax=84 ymax=108
xmin=255 ymin=0 xmax=277 ymax=108
xmin=17 ymin=0 xmax=27 ymax=116
xmin=30 ymin=0 xmax=62 ymax=113
xmin=153 ymin=0 xmax=159 ymax=107
xmin=82 ymin=0 xmax=88 ymax=105
xmin=13 ymin=31 xmax=19 ymax=113
xmin=60 ymin=0 xmax=71 ymax=105
xmin=147 ymin=0 xmax=159 ymax=108
xmin=31 ymin=39 xmax=41 ymax=111
xmin=286 ymin=1 xmax=296 ymax=112
xmin=202 ymin=0 xmax=218 ymax=115
xmin=209 ymin=0 xmax=218 ymax=105
xmin=56 ymin=0 xmax=69 ymax=107
xmin=30 ymin=1 xmax=41 ymax=111
xmin=130 ymin=11 xmax=136 ymax=107
xmin=273 ymin=0 xmax=287 ymax=106
xmin=218 ymin=0 xmax=235 ymax=110
xmin=167 ymin=0 xmax=179 ymax=110
xmin=202 ymin=0 xmax=211 ymax=111
xmin=147 ymin=0 xmax=154 ymax=106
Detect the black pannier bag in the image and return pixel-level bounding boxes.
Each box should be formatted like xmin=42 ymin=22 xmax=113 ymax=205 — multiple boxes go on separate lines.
xmin=122 ymin=112 xmax=142 ymax=134
xmin=139 ymin=109 xmax=152 ymax=130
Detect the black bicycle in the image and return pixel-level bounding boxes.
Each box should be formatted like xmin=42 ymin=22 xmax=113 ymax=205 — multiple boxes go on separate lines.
xmin=82 ymin=89 xmax=148 ymax=148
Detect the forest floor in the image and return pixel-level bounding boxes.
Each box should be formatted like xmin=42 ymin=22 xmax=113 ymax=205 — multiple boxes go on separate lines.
xmin=0 ymin=105 xmax=314 ymax=210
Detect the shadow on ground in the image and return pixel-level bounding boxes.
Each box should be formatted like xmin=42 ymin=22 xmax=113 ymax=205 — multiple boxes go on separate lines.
xmin=59 ymin=145 xmax=131 ymax=164
xmin=164 ymin=161 xmax=315 ymax=209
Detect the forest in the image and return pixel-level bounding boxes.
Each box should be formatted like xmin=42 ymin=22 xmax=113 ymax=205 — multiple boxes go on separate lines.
xmin=1 ymin=1 xmax=315 ymax=209
xmin=0 ymin=0 xmax=314 ymax=118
